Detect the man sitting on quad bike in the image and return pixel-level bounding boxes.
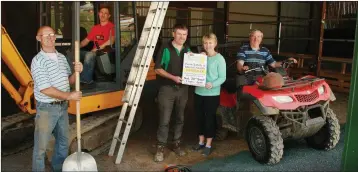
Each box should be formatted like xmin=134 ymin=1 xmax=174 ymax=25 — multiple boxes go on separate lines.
xmin=217 ymin=29 xmax=340 ymax=165
xmin=236 ymin=29 xmax=297 ymax=88
xmin=216 ymin=29 xmax=297 ymax=138
xmin=233 ymin=29 xmax=297 ymax=130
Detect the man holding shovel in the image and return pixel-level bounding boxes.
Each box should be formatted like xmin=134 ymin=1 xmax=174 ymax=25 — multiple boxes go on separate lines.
xmin=31 ymin=26 xmax=83 ymax=172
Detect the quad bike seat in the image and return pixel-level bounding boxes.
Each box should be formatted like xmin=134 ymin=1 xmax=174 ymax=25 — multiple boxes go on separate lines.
xmin=256 ymin=72 xmax=285 ymax=90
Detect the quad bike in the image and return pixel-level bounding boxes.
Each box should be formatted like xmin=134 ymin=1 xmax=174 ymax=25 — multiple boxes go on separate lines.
xmin=216 ymin=60 xmax=340 ymax=164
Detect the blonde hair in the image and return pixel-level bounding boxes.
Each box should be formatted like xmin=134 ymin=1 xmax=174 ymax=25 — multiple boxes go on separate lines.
xmin=202 ymin=33 xmax=218 ymax=44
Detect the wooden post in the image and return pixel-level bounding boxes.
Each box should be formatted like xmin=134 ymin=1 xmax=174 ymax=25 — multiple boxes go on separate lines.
xmin=316 ymin=1 xmax=326 ymax=76
xmin=224 ymin=1 xmax=229 ymax=43
xmin=276 ymin=1 xmax=281 ymax=52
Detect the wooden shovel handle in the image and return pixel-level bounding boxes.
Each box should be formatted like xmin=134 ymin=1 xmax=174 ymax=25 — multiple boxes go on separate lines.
xmin=75 ymin=41 xmax=81 ymax=152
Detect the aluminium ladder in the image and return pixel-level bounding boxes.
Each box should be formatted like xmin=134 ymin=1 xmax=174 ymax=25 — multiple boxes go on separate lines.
xmin=108 ymin=1 xmax=169 ymax=164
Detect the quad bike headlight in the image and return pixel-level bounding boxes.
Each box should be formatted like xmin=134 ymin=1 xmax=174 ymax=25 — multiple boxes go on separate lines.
xmin=272 ymin=96 xmax=293 ymax=103
xmin=318 ymin=86 xmax=325 ymax=95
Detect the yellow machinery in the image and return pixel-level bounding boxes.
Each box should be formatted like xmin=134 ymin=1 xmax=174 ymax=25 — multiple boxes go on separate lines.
xmin=1 ymin=1 xmax=156 ymax=157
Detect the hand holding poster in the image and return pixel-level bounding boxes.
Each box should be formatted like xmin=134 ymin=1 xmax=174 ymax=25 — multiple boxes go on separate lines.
xmin=182 ymin=53 xmax=207 ymax=87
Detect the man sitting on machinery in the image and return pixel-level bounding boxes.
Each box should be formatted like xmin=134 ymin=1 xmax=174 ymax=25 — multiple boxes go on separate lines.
xmin=79 ymin=5 xmax=115 ymax=85
xmin=232 ymin=29 xmax=297 ymax=131
xmin=236 ymin=29 xmax=297 ymax=90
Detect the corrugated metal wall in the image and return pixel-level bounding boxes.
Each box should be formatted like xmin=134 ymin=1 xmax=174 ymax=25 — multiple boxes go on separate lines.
xmin=228 ymin=2 xmax=278 ymax=46
xmin=189 ymin=8 xmax=214 ymax=45
xmin=227 ymin=2 xmax=318 ymax=54
xmin=134 ymin=2 xmax=356 ymax=55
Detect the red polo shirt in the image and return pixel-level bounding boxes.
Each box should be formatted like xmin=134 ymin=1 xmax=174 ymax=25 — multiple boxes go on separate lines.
xmin=87 ymin=21 xmax=115 ymax=50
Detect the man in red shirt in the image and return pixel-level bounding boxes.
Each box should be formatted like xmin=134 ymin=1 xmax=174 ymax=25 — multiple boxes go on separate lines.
xmin=80 ymin=5 xmax=115 ymax=84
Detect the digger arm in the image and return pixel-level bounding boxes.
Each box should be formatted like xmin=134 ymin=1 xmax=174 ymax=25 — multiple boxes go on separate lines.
xmin=1 ymin=26 xmax=36 ymax=114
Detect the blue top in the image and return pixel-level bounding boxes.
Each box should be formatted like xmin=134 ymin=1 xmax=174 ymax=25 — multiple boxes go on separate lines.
xmin=236 ymin=44 xmax=276 ymax=71
xmin=195 ymin=53 xmax=226 ymax=96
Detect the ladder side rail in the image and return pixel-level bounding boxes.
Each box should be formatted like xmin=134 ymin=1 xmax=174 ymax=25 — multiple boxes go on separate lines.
xmin=122 ymin=2 xmax=160 ymax=102
xmin=108 ymin=102 xmax=129 ymax=156
xmin=114 ymin=2 xmax=169 ymax=164
xmin=128 ymin=2 xmax=167 ymax=105
xmin=109 ymin=2 xmax=160 ymax=156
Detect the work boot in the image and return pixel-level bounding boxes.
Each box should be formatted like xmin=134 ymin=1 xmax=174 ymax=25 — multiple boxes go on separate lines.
xmin=172 ymin=141 xmax=186 ymax=156
xmin=154 ymin=145 xmax=165 ymax=162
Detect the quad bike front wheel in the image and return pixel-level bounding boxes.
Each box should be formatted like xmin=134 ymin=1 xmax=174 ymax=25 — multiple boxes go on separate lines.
xmin=246 ymin=116 xmax=284 ymax=164
xmin=306 ymin=108 xmax=340 ymax=150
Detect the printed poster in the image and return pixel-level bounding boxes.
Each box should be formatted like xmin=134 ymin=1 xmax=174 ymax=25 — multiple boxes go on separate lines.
xmin=182 ymin=53 xmax=207 ymax=87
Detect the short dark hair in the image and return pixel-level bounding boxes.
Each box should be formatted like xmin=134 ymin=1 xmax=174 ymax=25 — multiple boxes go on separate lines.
xmin=99 ymin=4 xmax=111 ymax=12
xmin=173 ymin=24 xmax=188 ymax=32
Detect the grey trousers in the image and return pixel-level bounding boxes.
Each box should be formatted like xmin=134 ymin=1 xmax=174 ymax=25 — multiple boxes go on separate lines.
xmin=157 ymin=85 xmax=188 ymax=145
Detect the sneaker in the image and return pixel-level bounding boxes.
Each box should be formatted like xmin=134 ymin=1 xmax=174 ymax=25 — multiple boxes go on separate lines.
xmin=201 ymin=147 xmax=211 ymax=156
xmin=154 ymin=145 xmax=165 ymax=162
xmin=192 ymin=144 xmax=205 ymax=151
xmin=172 ymin=142 xmax=186 ymax=156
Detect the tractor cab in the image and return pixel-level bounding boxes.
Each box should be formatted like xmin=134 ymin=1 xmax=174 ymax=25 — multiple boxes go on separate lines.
xmin=39 ymin=1 xmax=152 ymax=115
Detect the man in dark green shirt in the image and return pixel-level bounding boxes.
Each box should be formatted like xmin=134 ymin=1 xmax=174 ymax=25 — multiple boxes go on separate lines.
xmin=154 ymin=24 xmax=191 ymax=162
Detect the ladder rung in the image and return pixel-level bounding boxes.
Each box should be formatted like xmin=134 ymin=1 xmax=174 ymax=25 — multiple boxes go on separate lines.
xmin=138 ymin=45 xmax=152 ymax=49
xmin=132 ymin=63 xmax=140 ymax=67
xmin=119 ymin=119 xmax=127 ymax=123
xmin=144 ymin=27 xmax=156 ymax=31
xmin=115 ymin=137 xmax=121 ymax=142
xmin=126 ymin=82 xmax=134 ymax=85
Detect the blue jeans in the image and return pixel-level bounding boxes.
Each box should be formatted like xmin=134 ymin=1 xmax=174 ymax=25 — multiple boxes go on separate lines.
xmin=80 ymin=51 xmax=96 ymax=83
xmin=32 ymin=101 xmax=69 ymax=172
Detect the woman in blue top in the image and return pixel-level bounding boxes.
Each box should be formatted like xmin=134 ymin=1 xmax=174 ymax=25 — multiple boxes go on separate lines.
xmin=192 ymin=33 xmax=226 ymax=156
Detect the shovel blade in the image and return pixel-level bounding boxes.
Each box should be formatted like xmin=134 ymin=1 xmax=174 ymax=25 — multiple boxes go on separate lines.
xmin=62 ymin=152 xmax=97 ymax=172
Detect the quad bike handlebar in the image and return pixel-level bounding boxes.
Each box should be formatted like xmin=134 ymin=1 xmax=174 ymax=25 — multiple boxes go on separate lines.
xmin=243 ymin=59 xmax=295 ymax=75
xmin=282 ymin=59 xmax=295 ymax=69
xmin=244 ymin=66 xmax=268 ymax=75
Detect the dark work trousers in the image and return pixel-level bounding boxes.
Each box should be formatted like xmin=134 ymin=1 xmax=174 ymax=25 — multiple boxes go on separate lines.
xmin=194 ymin=93 xmax=220 ymax=138
xmin=157 ymin=85 xmax=188 ymax=146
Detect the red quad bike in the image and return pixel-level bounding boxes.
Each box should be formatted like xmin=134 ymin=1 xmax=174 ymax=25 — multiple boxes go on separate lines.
xmin=216 ymin=60 xmax=340 ymax=165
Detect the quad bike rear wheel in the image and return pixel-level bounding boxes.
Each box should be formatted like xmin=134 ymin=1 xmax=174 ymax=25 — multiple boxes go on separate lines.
xmin=246 ymin=116 xmax=284 ymax=164
xmin=306 ymin=108 xmax=340 ymax=150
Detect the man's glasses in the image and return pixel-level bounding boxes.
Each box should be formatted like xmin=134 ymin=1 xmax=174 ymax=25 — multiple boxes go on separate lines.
xmin=38 ymin=33 xmax=56 ymax=38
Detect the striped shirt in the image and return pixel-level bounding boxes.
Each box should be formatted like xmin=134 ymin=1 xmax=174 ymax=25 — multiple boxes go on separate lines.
xmin=31 ymin=50 xmax=72 ymax=103
xmin=236 ymin=44 xmax=275 ymax=72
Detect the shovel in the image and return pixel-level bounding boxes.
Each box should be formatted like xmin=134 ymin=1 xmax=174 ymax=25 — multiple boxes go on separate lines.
xmin=62 ymin=41 xmax=98 ymax=171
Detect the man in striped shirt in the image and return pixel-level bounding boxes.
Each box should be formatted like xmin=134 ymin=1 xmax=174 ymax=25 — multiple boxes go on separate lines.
xmin=236 ymin=29 xmax=297 ymax=86
xmin=234 ymin=29 xmax=297 ymax=126
xmin=31 ymin=26 xmax=83 ymax=172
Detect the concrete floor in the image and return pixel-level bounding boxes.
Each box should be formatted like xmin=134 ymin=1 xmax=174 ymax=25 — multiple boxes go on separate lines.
xmin=1 ymin=87 xmax=349 ymax=171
